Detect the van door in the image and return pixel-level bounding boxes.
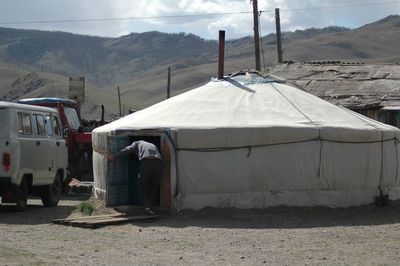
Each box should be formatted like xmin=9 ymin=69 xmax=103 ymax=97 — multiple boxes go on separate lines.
xmin=17 ymin=112 xmax=36 ymax=181
xmin=33 ymin=113 xmax=53 ymax=184
xmin=47 ymin=115 xmax=67 ymax=180
xmin=0 ymin=108 xmax=12 ymax=179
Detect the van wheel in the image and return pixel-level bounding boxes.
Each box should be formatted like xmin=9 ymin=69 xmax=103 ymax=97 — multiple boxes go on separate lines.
xmin=41 ymin=173 xmax=61 ymax=207
xmin=14 ymin=178 xmax=28 ymax=211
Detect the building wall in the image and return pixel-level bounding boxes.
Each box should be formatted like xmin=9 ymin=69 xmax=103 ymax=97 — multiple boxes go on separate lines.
xmin=353 ymin=109 xmax=400 ymax=128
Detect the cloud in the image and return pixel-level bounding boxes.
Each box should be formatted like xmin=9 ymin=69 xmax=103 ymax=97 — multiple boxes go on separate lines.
xmin=0 ymin=0 xmax=399 ymax=39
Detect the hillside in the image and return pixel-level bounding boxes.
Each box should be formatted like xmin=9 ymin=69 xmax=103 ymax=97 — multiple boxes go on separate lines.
xmin=0 ymin=29 xmax=217 ymax=86
xmin=111 ymin=15 xmax=400 ymax=111
xmin=0 ymin=61 xmax=120 ymax=119
xmin=0 ymin=15 xmax=400 ymax=118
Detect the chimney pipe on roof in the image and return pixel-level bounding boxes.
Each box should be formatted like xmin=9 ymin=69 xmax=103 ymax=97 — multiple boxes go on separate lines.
xmin=218 ymin=30 xmax=225 ymax=80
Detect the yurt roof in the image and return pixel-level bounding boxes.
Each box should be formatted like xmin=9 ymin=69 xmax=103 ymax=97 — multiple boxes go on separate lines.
xmin=93 ymin=72 xmax=399 ymax=147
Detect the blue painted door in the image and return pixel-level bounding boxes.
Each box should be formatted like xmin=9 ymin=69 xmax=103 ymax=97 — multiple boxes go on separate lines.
xmin=106 ymin=135 xmax=130 ymax=207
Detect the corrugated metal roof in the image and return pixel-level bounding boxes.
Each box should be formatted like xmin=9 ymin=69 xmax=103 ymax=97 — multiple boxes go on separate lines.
xmin=268 ymin=62 xmax=400 ymax=109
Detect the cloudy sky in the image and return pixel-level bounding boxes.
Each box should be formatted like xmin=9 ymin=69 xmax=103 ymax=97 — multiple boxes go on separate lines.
xmin=0 ymin=0 xmax=399 ymax=39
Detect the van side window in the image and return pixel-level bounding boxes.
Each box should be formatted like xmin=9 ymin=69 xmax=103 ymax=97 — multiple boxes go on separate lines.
xmin=52 ymin=116 xmax=61 ymax=136
xmin=17 ymin=113 xmax=33 ymax=135
xmin=45 ymin=115 xmax=53 ymax=136
xmin=34 ymin=114 xmax=46 ymax=135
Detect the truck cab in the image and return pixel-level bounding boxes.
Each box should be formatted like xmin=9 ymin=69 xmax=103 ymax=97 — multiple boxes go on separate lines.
xmin=18 ymin=98 xmax=92 ymax=179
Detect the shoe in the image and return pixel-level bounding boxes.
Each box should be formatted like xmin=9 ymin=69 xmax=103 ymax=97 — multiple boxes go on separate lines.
xmin=144 ymin=208 xmax=154 ymax=215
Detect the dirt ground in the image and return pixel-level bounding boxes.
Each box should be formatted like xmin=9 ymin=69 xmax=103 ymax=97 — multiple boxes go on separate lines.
xmin=1 ymin=195 xmax=400 ymax=265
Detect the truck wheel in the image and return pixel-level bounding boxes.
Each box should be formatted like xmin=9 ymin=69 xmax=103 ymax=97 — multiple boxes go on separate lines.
xmin=14 ymin=178 xmax=28 ymax=211
xmin=41 ymin=173 xmax=62 ymax=207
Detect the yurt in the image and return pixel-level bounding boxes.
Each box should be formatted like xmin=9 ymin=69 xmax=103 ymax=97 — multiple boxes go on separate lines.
xmin=92 ymin=72 xmax=400 ymax=210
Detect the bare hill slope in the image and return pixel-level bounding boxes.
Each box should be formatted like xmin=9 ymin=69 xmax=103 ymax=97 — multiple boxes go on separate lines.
xmin=1 ymin=15 xmax=400 ymax=118
xmin=0 ymin=62 xmax=119 ymax=119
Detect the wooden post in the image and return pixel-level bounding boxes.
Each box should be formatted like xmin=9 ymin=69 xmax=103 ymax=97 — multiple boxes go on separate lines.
xmin=167 ymin=66 xmax=171 ymax=99
xmin=117 ymin=86 xmax=122 ymax=117
xmin=161 ymin=136 xmax=171 ymax=209
xmin=252 ymin=0 xmax=261 ymax=71
xmin=218 ymin=30 xmax=225 ymax=80
xmin=275 ymin=8 xmax=283 ymax=63
xmin=100 ymin=105 xmax=105 ymax=124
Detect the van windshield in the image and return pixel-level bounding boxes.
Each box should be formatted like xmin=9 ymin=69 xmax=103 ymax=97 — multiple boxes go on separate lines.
xmin=64 ymin=107 xmax=81 ymax=130
xmin=0 ymin=109 xmax=8 ymax=138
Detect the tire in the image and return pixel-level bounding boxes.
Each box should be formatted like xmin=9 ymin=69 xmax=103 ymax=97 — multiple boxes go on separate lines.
xmin=14 ymin=178 xmax=28 ymax=211
xmin=41 ymin=173 xmax=62 ymax=207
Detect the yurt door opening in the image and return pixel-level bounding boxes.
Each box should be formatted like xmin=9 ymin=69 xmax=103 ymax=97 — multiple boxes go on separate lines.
xmin=106 ymin=132 xmax=172 ymax=209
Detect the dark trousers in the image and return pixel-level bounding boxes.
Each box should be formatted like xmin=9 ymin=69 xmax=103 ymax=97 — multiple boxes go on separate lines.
xmin=139 ymin=158 xmax=162 ymax=208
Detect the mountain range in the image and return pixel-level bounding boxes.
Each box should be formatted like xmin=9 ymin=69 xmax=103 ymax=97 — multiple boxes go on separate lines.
xmin=0 ymin=15 xmax=399 ymax=119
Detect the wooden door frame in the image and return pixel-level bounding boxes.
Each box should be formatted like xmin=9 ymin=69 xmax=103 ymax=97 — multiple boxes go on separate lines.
xmin=112 ymin=128 xmax=176 ymax=209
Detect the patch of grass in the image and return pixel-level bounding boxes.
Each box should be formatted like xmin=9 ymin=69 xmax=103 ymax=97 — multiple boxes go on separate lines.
xmin=75 ymin=200 xmax=95 ymax=216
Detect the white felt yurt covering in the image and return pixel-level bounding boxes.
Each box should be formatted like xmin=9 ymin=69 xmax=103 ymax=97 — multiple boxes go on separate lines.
xmin=92 ymin=72 xmax=400 ymax=210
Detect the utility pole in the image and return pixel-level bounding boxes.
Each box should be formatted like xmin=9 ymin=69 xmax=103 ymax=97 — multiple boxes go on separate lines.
xmin=275 ymin=8 xmax=283 ymax=63
xmin=167 ymin=66 xmax=171 ymax=99
xmin=252 ymin=0 xmax=261 ymax=71
xmin=117 ymin=86 xmax=122 ymax=117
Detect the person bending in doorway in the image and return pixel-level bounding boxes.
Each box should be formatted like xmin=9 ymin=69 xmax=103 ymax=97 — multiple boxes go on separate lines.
xmin=108 ymin=140 xmax=162 ymax=215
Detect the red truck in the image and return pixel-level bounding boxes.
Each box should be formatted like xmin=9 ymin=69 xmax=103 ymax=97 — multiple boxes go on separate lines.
xmin=18 ymin=98 xmax=93 ymax=180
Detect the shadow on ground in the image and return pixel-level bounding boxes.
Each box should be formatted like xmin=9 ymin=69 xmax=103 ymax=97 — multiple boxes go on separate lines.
xmin=135 ymin=203 xmax=400 ymax=230
xmin=4 ymin=194 xmax=399 ymax=230
xmin=0 ymin=193 xmax=90 ymax=225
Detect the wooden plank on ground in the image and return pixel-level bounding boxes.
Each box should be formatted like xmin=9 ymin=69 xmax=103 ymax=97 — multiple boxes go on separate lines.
xmin=53 ymin=213 xmax=125 ymax=224
xmin=53 ymin=214 xmax=159 ymax=228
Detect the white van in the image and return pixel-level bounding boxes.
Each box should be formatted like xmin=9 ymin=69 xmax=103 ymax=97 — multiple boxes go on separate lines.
xmin=0 ymin=102 xmax=68 ymax=210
